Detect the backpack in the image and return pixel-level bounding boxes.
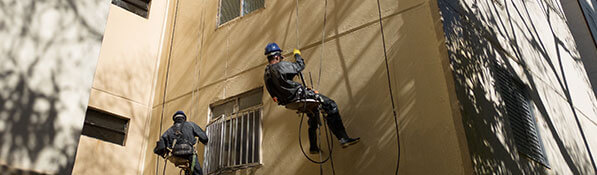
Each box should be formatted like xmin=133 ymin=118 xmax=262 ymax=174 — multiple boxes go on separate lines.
xmin=171 ymin=123 xmax=194 ymax=157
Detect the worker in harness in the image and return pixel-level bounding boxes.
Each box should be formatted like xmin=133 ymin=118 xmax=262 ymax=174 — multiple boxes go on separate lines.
xmin=263 ymin=42 xmax=360 ymax=154
xmin=154 ymin=111 xmax=208 ymax=175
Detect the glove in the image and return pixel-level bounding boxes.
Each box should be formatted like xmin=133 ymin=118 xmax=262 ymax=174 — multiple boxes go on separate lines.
xmin=154 ymin=148 xmax=167 ymax=157
xmin=160 ymin=150 xmax=170 ymax=158
xmin=293 ymin=49 xmax=301 ymax=55
xmin=154 ymin=141 xmax=167 ymax=157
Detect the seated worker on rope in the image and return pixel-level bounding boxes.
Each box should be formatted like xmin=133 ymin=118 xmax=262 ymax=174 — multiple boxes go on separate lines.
xmin=154 ymin=111 xmax=208 ymax=175
xmin=263 ymin=42 xmax=360 ymax=154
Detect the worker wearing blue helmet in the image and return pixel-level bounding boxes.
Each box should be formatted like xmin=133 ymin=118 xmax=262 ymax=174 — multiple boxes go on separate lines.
xmin=263 ymin=42 xmax=360 ymax=154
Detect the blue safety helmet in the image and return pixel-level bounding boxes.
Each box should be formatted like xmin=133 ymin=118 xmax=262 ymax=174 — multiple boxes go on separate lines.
xmin=264 ymin=42 xmax=282 ymax=56
xmin=172 ymin=110 xmax=187 ymax=122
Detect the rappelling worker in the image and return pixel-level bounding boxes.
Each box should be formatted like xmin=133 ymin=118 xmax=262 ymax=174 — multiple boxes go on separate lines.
xmin=154 ymin=111 xmax=208 ymax=175
xmin=263 ymin=42 xmax=360 ymax=154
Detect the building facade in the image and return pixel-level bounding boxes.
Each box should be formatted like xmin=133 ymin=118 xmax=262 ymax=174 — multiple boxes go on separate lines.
xmin=72 ymin=0 xmax=597 ymax=174
xmin=439 ymin=0 xmax=597 ymax=174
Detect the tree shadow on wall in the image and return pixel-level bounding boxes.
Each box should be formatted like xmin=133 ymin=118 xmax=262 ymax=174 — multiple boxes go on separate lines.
xmin=0 ymin=0 xmax=107 ymax=174
xmin=0 ymin=66 xmax=62 ymax=175
xmin=439 ymin=0 xmax=595 ymax=174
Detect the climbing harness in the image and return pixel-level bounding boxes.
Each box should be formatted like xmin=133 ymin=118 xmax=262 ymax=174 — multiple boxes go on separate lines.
xmin=162 ymin=150 xmax=197 ymax=175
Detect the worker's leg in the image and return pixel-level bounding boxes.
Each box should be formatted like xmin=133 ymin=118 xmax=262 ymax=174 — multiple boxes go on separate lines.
xmin=307 ymin=111 xmax=321 ymax=153
xmin=316 ymin=94 xmax=350 ymax=140
xmin=317 ymin=93 xmax=360 ymax=147
xmin=188 ymin=154 xmax=202 ymax=175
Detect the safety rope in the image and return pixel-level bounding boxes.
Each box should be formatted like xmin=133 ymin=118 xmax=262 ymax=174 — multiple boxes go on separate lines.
xmin=297 ymin=112 xmax=332 ymax=164
xmin=318 ymin=1 xmax=336 ymax=174
xmin=293 ymin=1 xmax=338 ymax=174
xmin=162 ymin=157 xmax=167 ymax=175
xmin=317 ymin=0 xmax=327 ymax=89
xmin=375 ymin=0 xmax=401 ymax=174
xmin=197 ymin=0 xmax=208 ymax=173
xmin=295 ymin=0 xmax=301 ymax=48
xmin=156 ymin=0 xmax=181 ymax=174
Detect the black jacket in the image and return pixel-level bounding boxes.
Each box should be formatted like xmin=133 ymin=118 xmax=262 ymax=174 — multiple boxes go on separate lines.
xmin=154 ymin=121 xmax=208 ymax=155
xmin=264 ymin=54 xmax=305 ymax=105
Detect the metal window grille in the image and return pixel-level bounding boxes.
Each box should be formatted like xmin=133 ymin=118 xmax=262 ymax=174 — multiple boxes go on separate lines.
xmin=242 ymin=0 xmax=264 ymax=15
xmin=204 ymin=89 xmax=263 ymax=174
xmin=112 ymin=0 xmax=151 ymax=18
xmin=81 ymin=108 xmax=129 ymax=146
xmin=218 ymin=0 xmax=264 ymax=25
xmin=494 ymin=65 xmax=549 ymax=167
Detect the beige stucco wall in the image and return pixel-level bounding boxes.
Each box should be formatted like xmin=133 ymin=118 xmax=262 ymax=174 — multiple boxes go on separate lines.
xmin=439 ymin=0 xmax=597 ymax=174
xmin=72 ymin=0 xmax=171 ymax=174
xmin=0 ymin=0 xmax=109 ymax=174
xmin=561 ymin=0 xmax=597 ymax=100
xmin=144 ymin=0 xmax=470 ymax=174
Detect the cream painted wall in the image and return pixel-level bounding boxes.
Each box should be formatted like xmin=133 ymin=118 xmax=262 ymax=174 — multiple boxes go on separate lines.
xmin=439 ymin=0 xmax=597 ymax=174
xmin=145 ymin=0 xmax=469 ymax=174
xmin=72 ymin=0 xmax=171 ymax=174
xmin=0 ymin=0 xmax=110 ymax=174
xmin=561 ymin=0 xmax=597 ymax=104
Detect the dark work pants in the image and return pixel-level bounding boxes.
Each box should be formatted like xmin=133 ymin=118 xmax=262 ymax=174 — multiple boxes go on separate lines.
xmin=304 ymin=90 xmax=349 ymax=148
xmin=186 ymin=154 xmax=202 ymax=175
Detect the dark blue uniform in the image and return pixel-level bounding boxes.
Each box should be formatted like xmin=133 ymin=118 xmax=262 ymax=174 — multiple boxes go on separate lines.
xmin=155 ymin=112 xmax=208 ymax=175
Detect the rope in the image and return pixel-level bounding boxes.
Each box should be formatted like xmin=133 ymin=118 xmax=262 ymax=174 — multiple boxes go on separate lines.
xmin=294 ymin=1 xmax=338 ymax=174
xmin=162 ymin=157 xmax=167 ymax=175
xmin=297 ymin=112 xmax=331 ymax=164
xmin=323 ymin=113 xmax=336 ymax=175
xmin=197 ymin=1 xmax=208 ymax=173
xmin=318 ymin=1 xmax=337 ymax=174
xmin=156 ymin=0 xmax=181 ymax=174
xmin=295 ymin=0 xmax=301 ymax=48
xmin=375 ymin=0 xmax=401 ymax=174
xmin=317 ymin=0 xmax=328 ymax=89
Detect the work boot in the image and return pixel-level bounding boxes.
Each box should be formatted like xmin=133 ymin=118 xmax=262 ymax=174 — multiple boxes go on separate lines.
xmin=339 ymin=137 xmax=360 ymax=148
xmin=309 ymin=146 xmax=320 ymax=154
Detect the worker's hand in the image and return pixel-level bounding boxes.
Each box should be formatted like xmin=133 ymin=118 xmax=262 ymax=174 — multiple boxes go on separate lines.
xmin=154 ymin=148 xmax=166 ymax=157
xmin=293 ymin=48 xmax=301 ymax=55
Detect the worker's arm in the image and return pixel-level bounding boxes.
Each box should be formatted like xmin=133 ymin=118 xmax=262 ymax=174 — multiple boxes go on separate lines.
xmin=154 ymin=132 xmax=170 ymax=157
xmin=191 ymin=122 xmax=209 ymax=145
xmin=293 ymin=49 xmax=305 ymax=72
xmin=264 ymin=76 xmax=279 ymax=103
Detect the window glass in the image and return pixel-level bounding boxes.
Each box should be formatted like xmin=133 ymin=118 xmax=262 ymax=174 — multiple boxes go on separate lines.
xmin=243 ymin=0 xmax=264 ymax=15
xmin=219 ymin=0 xmax=241 ymax=25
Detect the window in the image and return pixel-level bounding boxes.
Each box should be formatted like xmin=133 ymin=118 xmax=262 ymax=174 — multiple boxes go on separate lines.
xmin=494 ymin=65 xmax=549 ymax=167
xmin=112 ymin=0 xmax=151 ymax=18
xmin=81 ymin=108 xmax=129 ymax=146
xmin=218 ymin=0 xmax=264 ymax=25
xmin=204 ymin=88 xmax=263 ymax=174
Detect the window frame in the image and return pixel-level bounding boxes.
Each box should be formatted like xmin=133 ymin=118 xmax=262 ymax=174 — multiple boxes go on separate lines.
xmin=112 ymin=0 xmax=152 ymax=18
xmin=81 ymin=107 xmax=130 ymax=146
xmin=217 ymin=0 xmax=265 ymax=27
xmin=203 ymin=88 xmax=264 ymax=174
xmin=494 ymin=65 xmax=550 ymax=167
